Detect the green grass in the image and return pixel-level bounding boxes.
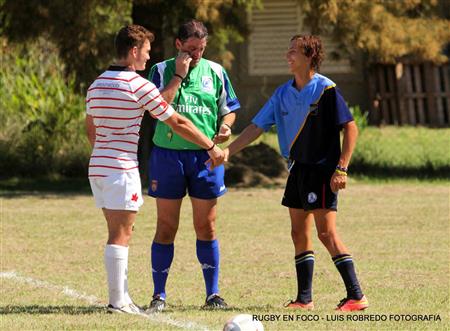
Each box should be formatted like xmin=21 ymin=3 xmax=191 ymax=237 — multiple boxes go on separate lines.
xmin=351 ymin=127 xmax=450 ymax=178
xmin=237 ymin=126 xmax=450 ymax=180
xmin=1 ymin=183 xmax=449 ymax=330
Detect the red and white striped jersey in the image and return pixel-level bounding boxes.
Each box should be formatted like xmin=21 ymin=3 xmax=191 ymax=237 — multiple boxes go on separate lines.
xmin=86 ymin=66 xmax=174 ymax=177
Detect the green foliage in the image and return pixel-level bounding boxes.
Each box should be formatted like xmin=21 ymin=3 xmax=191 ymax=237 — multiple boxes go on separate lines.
xmin=1 ymin=0 xmax=132 ymax=85
xmin=246 ymin=126 xmax=450 ymax=179
xmin=349 ymin=105 xmax=368 ymax=132
xmin=135 ymin=0 xmax=262 ymax=68
xmin=1 ymin=0 xmax=260 ymax=84
xmin=351 ymin=127 xmax=450 ymax=178
xmin=0 ymin=38 xmax=90 ymax=177
xmin=298 ymin=0 xmax=450 ymax=64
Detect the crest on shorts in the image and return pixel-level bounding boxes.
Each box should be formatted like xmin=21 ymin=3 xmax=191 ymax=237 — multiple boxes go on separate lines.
xmin=131 ymin=193 xmax=139 ymax=202
xmin=151 ymin=180 xmax=158 ymax=192
xmin=307 ymin=192 xmax=317 ymax=203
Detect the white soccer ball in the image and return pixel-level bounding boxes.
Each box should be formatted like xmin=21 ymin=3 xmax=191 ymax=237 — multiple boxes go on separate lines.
xmin=223 ymin=314 xmax=264 ymax=331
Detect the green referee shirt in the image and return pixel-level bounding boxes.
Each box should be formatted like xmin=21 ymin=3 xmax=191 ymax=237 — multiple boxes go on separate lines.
xmin=149 ymin=58 xmax=241 ymax=150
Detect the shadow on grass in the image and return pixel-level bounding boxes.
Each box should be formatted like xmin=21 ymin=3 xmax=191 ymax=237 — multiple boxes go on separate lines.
xmin=351 ymin=163 xmax=450 ymax=180
xmin=1 ymin=162 xmax=448 ymax=198
xmin=162 ymin=304 xmax=235 ymax=313
xmin=163 ymin=304 xmax=275 ymax=313
xmin=0 ymin=177 xmax=92 ymax=197
xmin=0 ymin=305 xmax=105 ymax=315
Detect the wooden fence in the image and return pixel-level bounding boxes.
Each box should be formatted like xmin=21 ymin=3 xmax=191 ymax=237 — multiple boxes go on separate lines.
xmin=368 ymin=63 xmax=450 ymax=127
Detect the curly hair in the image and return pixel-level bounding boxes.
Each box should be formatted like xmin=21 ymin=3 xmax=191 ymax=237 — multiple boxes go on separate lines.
xmin=290 ymin=34 xmax=324 ymax=71
xmin=115 ymin=25 xmax=154 ymax=59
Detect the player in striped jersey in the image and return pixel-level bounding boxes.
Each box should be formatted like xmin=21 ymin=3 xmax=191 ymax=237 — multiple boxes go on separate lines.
xmin=85 ymin=25 xmax=224 ymax=315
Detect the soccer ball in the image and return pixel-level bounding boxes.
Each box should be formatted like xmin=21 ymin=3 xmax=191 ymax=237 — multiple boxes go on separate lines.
xmin=223 ymin=314 xmax=264 ymax=331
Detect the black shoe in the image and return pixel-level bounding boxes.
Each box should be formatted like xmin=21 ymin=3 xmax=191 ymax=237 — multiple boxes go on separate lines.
xmin=202 ymin=294 xmax=228 ymax=310
xmin=146 ymin=295 xmax=166 ymax=314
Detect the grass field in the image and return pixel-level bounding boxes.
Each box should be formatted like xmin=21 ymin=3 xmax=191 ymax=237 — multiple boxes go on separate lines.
xmin=256 ymin=127 xmax=450 ymax=179
xmin=1 ymin=182 xmax=449 ymax=330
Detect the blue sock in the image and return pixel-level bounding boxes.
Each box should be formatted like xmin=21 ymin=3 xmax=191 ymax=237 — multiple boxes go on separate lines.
xmin=333 ymin=254 xmax=363 ymax=300
xmin=196 ymin=239 xmax=220 ymax=297
xmin=295 ymin=250 xmax=315 ymax=303
xmin=151 ymin=242 xmax=174 ymax=300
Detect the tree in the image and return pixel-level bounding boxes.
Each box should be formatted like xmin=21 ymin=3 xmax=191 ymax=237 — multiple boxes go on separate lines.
xmin=133 ymin=0 xmax=261 ymax=69
xmin=1 ymin=0 xmax=260 ymax=86
xmin=1 ymin=0 xmax=132 ymax=86
xmin=298 ymin=0 xmax=450 ymax=64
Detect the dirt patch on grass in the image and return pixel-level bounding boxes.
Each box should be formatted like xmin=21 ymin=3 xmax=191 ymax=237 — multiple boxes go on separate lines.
xmin=225 ymin=142 xmax=288 ymax=187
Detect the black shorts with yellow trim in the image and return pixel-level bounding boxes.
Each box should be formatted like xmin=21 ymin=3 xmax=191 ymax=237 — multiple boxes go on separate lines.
xmin=281 ymin=163 xmax=338 ymax=211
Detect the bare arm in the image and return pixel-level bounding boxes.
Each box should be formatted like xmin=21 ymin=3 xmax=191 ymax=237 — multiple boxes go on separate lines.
xmin=338 ymin=120 xmax=358 ymax=169
xmin=226 ymin=123 xmax=264 ymax=159
xmin=158 ymin=53 xmax=191 ymax=104
xmin=85 ymin=115 xmax=96 ymax=148
xmin=164 ymin=112 xmax=224 ymax=166
xmin=330 ymin=120 xmax=358 ymax=192
xmin=221 ymin=112 xmax=237 ymax=129
xmin=159 ymin=76 xmax=182 ymax=104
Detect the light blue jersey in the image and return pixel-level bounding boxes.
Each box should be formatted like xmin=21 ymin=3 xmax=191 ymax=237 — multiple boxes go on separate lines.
xmin=252 ymin=74 xmax=336 ymax=159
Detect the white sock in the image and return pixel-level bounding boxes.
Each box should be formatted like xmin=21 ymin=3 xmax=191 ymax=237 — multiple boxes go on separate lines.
xmin=104 ymin=244 xmax=128 ymax=307
xmin=123 ymin=265 xmax=133 ymax=305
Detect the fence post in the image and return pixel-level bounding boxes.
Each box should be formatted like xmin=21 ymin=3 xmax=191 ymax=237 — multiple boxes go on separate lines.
xmin=423 ymin=62 xmax=439 ymax=127
xmin=395 ymin=62 xmax=408 ymax=125
xmin=368 ymin=65 xmax=380 ymax=125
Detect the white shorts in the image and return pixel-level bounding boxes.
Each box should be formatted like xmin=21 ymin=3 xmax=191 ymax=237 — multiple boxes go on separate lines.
xmin=89 ymin=171 xmax=144 ymax=211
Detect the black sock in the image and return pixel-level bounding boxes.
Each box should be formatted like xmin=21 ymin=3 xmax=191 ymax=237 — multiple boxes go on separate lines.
xmin=295 ymin=251 xmax=314 ymax=303
xmin=332 ymin=254 xmax=363 ymax=300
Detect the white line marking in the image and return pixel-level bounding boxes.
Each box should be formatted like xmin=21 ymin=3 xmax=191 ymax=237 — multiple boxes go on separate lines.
xmin=1 ymin=271 xmax=101 ymax=305
xmin=1 ymin=270 xmax=210 ymax=330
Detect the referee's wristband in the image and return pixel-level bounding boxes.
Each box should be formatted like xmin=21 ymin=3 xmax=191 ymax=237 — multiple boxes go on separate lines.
xmin=206 ymin=143 xmax=215 ymax=151
xmin=173 ymin=73 xmax=185 ymax=81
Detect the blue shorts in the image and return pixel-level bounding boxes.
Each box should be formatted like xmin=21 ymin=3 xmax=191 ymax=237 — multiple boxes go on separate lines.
xmin=148 ymin=146 xmax=227 ymax=199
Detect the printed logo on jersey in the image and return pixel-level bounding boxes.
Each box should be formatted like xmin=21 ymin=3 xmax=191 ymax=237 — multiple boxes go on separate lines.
xmin=151 ymin=180 xmax=158 ymax=192
xmin=307 ymin=192 xmax=317 ymax=203
xmin=173 ymin=94 xmax=212 ymax=115
xmin=309 ymin=103 xmax=319 ymax=116
xmin=96 ymin=82 xmax=121 ymax=89
xmin=201 ymin=76 xmax=214 ymax=93
xmin=175 ymin=104 xmax=212 ymax=115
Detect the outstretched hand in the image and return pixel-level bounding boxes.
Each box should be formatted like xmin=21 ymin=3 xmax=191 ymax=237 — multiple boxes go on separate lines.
xmin=204 ymin=145 xmax=226 ymax=170
xmin=213 ymin=123 xmax=232 ymax=144
xmin=205 ymin=147 xmax=229 ymax=170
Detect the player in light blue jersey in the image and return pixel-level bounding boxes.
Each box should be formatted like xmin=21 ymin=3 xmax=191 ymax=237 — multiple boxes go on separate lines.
xmin=221 ymin=35 xmax=368 ymax=312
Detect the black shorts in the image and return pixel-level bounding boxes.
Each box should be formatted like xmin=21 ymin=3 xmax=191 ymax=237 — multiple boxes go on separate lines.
xmin=281 ymin=163 xmax=338 ymax=211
